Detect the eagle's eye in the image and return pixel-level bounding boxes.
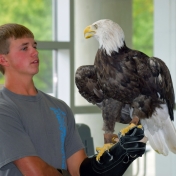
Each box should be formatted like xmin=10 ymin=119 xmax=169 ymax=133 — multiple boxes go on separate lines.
xmin=94 ymin=24 xmax=98 ymax=29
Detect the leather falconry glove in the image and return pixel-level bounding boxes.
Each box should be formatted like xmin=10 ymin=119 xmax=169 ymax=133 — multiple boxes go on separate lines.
xmin=80 ymin=126 xmax=146 ymax=176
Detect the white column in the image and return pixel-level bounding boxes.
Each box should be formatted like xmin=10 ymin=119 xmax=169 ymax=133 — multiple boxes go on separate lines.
xmin=154 ymin=0 xmax=176 ymax=176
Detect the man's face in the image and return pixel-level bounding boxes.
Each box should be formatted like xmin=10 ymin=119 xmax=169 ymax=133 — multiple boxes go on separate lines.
xmin=4 ymin=37 xmax=39 ymax=76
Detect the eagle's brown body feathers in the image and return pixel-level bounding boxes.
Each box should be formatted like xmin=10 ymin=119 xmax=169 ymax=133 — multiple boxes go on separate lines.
xmin=75 ymin=44 xmax=174 ymax=133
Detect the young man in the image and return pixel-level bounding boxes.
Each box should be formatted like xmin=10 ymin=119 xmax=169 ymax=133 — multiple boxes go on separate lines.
xmin=0 ymin=23 xmax=146 ymax=176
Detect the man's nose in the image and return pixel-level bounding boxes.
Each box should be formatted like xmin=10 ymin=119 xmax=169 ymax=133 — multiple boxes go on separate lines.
xmin=31 ymin=48 xmax=38 ymax=57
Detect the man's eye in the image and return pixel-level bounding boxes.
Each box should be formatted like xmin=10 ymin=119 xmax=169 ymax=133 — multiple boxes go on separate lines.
xmin=22 ymin=47 xmax=27 ymax=51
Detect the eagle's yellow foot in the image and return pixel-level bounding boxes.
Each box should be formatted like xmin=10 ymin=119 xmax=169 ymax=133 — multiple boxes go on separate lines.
xmin=137 ymin=124 xmax=143 ymax=129
xmin=120 ymin=123 xmax=142 ymax=136
xmin=96 ymin=143 xmax=114 ymax=161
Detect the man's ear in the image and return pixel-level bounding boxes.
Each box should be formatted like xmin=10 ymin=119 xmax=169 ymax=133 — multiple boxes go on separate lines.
xmin=0 ymin=55 xmax=9 ymax=66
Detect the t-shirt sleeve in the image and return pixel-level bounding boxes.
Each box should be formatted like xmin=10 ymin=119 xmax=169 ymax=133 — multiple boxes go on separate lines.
xmin=64 ymin=105 xmax=85 ymax=159
xmin=0 ymin=102 xmax=38 ymax=168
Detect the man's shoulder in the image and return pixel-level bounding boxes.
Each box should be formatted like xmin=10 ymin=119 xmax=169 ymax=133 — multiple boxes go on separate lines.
xmin=39 ymin=90 xmax=67 ymax=105
xmin=0 ymin=92 xmax=19 ymax=118
xmin=0 ymin=89 xmax=15 ymax=107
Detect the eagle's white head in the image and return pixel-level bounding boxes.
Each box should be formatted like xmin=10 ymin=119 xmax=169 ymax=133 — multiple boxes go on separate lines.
xmin=84 ymin=19 xmax=125 ymax=56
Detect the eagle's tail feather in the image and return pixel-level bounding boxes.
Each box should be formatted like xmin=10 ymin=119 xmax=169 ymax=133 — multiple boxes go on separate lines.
xmin=141 ymin=104 xmax=176 ymax=155
xmin=162 ymin=116 xmax=176 ymax=153
xmin=144 ymin=125 xmax=168 ymax=156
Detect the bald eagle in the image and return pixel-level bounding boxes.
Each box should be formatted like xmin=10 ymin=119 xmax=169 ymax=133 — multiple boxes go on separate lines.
xmin=75 ymin=19 xmax=176 ymax=160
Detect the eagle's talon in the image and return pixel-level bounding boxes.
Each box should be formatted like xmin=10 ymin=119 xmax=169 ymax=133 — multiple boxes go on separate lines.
xmin=120 ymin=123 xmax=137 ymax=136
xmin=96 ymin=159 xmax=103 ymax=164
xmin=112 ymin=137 xmax=119 ymax=143
xmin=137 ymin=124 xmax=143 ymax=129
xmin=96 ymin=143 xmax=114 ymax=161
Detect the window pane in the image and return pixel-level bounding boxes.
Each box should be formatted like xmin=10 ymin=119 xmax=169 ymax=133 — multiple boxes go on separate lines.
xmin=0 ymin=0 xmax=52 ymax=41
xmin=132 ymin=0 xmax=154 ymax=56
xmin=34 ymin=50 xmax=53 ymax=94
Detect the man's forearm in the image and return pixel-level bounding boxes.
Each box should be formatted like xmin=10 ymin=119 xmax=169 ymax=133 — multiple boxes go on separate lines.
xmin=14 ymin=156 xmax=62 ymax=176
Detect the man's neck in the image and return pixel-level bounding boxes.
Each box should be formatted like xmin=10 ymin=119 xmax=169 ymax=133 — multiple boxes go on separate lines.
xmin=4 ymin=84 xmax=38 ymax=96
xmin=4 ymin=74 xmax=37 ymax=96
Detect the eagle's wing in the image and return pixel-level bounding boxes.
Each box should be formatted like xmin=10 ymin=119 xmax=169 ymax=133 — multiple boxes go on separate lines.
xmin=141 ymin=57 xmax=176 ymax=155
xmin=148 ymin=57 xmax=175 ymax=120
xmin=75 ymin=65 xmax=132 ymax=134
xmin=75 ymin=65 xmax=104 ymax=104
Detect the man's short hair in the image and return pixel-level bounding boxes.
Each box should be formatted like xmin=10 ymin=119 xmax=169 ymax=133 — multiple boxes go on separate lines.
xmin=0 ymin=23 xmax=34 ymax=74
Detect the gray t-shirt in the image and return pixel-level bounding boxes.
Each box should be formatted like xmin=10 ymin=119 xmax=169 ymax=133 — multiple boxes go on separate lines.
xmin=0 ymin=87 xmax=84 ymax=176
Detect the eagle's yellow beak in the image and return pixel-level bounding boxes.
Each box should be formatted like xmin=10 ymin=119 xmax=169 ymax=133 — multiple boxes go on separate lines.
xmin=84 ymin=25 xmax=96 ymax=39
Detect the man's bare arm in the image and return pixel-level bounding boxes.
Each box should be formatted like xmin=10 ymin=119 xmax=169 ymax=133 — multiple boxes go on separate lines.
xmin=67 ymin=149 xmax=87 ymax=176
xmin=14 ymin=156 xmax=62 ymax=176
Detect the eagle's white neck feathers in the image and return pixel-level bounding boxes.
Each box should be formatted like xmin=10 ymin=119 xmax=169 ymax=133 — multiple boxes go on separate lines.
xmin=93 ymin=19 xmax=125 ymax=56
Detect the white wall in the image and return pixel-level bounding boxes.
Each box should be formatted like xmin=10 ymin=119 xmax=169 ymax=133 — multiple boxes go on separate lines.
xmin=154 ymin=0 xmax=176 ymax=176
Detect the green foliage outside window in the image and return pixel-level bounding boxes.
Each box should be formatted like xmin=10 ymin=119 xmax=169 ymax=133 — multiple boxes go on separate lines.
xmin=133 ymin=0 xmax=154 ymax=57
xmin=0 ymin=0 xmax=52 ymax=41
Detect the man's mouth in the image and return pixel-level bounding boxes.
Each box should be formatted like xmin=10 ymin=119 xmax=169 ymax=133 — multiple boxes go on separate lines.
xmin=31 ymin=60 xmax=39 ymax=64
